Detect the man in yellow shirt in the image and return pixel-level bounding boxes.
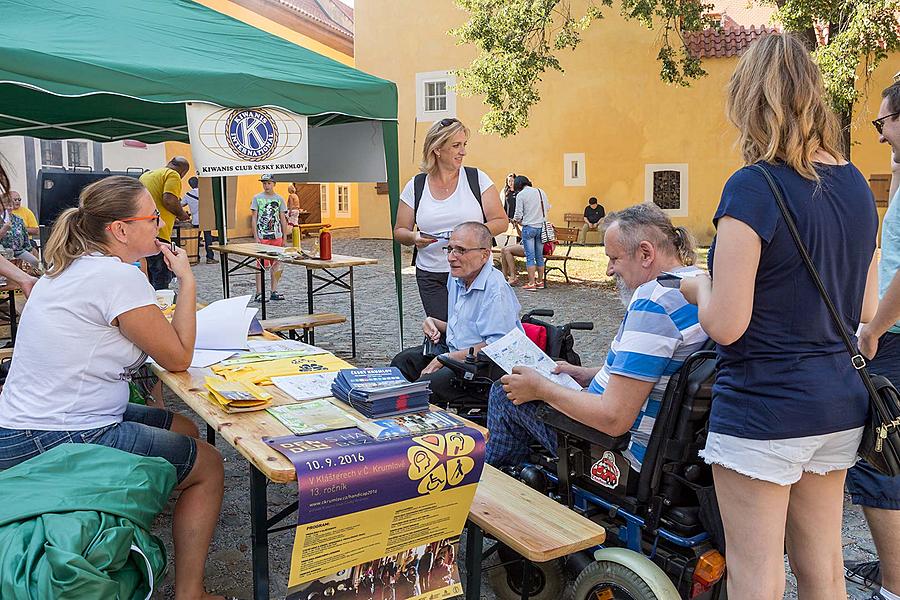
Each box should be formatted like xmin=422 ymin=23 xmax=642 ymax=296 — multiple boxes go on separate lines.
xmin=139 ymin=157 xmax=190 ymax=289
xmin=8 ymin=191 xmax=38 ymax=237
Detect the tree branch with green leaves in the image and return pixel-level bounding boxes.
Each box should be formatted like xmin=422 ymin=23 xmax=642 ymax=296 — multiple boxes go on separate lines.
xmin=452 ymin=0 xmax=900 ymax=140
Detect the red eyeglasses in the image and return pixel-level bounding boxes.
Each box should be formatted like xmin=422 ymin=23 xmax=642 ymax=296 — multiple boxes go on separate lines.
xmin=106 ymin=209 xmax=160 ymax=230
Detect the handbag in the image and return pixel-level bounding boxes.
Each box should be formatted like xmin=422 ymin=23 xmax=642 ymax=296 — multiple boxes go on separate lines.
xmin=752 ymin=164 xmax=900 ymax=476
xmin=537 ymin=189 xmax=556 ymax=243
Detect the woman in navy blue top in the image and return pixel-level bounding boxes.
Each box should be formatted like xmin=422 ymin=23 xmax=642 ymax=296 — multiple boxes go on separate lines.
xmin=681 ymin=34 xmax=879 ymax=600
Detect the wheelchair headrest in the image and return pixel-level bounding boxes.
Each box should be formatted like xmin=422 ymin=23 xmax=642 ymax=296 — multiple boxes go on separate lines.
xmin=522 ymin=323 xmax=548 ymax=353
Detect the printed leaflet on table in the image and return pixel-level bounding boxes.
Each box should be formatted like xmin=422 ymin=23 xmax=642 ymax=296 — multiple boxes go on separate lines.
xmin=265 ymin=426 xmax=484 ymax=600
xmin=355 ymin=411 xmax=462 ymax=441
xmin=212 ymin=353 xmax=353 ymax=385
xmin=266 ymin=400 xmax=358 ymax=435
xmin=271 ymin=372 xmax=339 ymax=402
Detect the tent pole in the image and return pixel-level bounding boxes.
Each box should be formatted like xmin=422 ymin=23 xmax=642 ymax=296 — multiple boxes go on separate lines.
xmin=382 ymin=121 xmax=403 ymax=350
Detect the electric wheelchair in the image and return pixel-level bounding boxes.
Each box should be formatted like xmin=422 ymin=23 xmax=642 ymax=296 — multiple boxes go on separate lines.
xmin=448 ymin=339 xmax=727 ymax=600
xmin=434 ymin=309 xmax=594 ymax=423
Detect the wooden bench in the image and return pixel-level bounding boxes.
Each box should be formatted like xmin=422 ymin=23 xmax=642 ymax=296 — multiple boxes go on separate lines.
xmin=464 ymin=464 xmax=605 ymax=599
xmin=258 ymin=313 xmax=347 ymax=345
xmin=491 ymin=226 xmax=582 ymax=285
xmin=543 ymin=226 xmax=580 ymax=284
xmin=565 ymin=212 xmax=602 ymax=245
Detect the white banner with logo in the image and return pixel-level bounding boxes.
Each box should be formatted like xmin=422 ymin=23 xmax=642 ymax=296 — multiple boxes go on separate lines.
xmin=186 ymin=102 xmax=309 ymax=177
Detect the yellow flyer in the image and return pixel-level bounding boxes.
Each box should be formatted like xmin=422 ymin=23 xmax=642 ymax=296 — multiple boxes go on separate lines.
xmin=266 ymin=426 xmax=485 ymax=600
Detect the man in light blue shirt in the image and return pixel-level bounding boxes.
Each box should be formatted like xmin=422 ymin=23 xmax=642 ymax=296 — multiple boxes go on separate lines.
xmin=391 ymin=221 xmax=522 ymax=405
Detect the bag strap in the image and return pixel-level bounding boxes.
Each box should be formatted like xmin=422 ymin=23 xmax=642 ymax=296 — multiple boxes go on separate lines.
xmin=538 ymin=189 xmax=547 ymax=218
xmin=464 ymin=166 xmax=487 ymax=222
xmin=750 ymin=164 xmax=884 ymax=402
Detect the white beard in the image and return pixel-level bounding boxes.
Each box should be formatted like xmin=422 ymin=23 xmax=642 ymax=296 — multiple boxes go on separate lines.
xmin=615 ymin=275 xmax=635 ymax=307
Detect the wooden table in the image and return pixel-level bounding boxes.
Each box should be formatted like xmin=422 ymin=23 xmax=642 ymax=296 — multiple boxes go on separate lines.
xmin=210 ymin=243 xmax=377 ymax=357
xmin=464 ymin=465 xmax=606 ymax=599
xmin=152 ymin=340 xmax=487 ymax=600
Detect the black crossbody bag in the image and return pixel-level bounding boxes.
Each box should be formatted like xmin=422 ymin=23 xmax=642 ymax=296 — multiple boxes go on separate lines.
xmin=753 ymin=164 xmax=900 ymax=476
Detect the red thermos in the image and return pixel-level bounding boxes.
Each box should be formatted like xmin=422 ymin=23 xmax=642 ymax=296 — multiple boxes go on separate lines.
xmin=319 ymin=226 xmax=332 ymax=260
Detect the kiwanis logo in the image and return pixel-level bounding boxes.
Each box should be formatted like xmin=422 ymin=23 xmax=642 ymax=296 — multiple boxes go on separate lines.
xmin=225 ymin=109 xmax=279 ymax=161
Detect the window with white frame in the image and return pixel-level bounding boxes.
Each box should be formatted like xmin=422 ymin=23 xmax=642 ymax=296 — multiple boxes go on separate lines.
xmin=40 ymin=140 xmax=63 ymax=168
xmin=320 ymin=184 xmax=330 ymax=218
xmin=66 ymin=141 xmax=91 ymax=168
xmin=644 ymin=164 xmax=688 ymax=217
xmin=336 ymin=184 xmax=351 ymax=217
xmin=415 ymin=71 xmax=456 ymax=122
xmin=424 ymin=81 xmax=447 ymax=113
xmin=563 ymin=153 xmax=586 ymax=187
xmin=39 ymin=139 xmax=93 ymax=169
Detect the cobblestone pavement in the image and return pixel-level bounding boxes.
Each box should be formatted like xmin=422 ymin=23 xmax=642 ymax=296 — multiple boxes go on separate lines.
xmin=153 ymin=230 xmax=879 ymax=599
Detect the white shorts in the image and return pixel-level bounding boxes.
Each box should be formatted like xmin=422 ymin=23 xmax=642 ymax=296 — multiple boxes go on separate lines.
xmin=699 ymin=427 xmax=864 ymax=486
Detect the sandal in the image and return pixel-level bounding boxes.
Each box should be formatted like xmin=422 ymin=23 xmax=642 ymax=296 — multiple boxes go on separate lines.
xmin=522 ymin=284 xmax=538 ymax=291
xmin=506 ymin=277 xmax=519 ymax=286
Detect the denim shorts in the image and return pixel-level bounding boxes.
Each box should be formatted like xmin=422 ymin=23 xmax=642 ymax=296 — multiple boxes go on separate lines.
xmin=0 ymin=404 xmax=197 ymax=483
xmin=700 ymin=427 xmax=863 ymax=486
xmin=847 ymin=331 xmax=900 ymax=509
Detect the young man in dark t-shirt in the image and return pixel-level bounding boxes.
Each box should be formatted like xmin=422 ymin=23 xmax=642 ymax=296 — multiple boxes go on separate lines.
xmin=580 ymin=197 xmax=605 ymax=243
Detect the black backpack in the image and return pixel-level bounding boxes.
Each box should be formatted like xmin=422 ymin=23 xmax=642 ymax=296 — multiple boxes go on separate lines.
xmin=411 ymin=166 xmax=486 ymax=266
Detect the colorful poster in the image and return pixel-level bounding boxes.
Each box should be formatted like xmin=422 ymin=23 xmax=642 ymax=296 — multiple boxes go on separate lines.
xmin=265 ymin=426 xmax=485 ymax=600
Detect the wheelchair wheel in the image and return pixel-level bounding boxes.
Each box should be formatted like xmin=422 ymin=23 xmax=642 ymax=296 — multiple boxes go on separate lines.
xmin=486 ymin=543 xmax=565 ymax=600
xmin=573 ymin=548 xmax=680 ymax=600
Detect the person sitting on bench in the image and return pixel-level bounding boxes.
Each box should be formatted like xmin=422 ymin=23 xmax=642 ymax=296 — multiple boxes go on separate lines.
xmin=391 ymin=221 xmax=522 ymax=405
xmin=486 ymin=203 xmax=709 ymax=470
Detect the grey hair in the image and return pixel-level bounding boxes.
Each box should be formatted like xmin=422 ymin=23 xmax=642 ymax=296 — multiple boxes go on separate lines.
xmin=884 ymin=80 xmax=900 ymax=115
xmin=453 ymin=221 xmax=492 ymax=248
xmin=603 ymin=203 xmax=696 ymax=266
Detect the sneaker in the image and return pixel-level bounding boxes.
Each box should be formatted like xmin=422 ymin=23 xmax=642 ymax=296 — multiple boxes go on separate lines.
xmin=845 ymin=559 xmax=881 ymax=589
xmin=868 ymin=593 xmax=886 ymax=600
xmin=252 ymin=293 xmax=262 ymax=303
xmin=522 ymin=284 xmax=538 ymax=291
xmin=206 ymin=257 xmax=218 ymax=264
xmin=270 ymin=292 xmax=285 ymax=301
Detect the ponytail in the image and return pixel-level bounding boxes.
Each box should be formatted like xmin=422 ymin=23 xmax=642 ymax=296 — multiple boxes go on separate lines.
xmin=672 ymin=226 xmax=697 ymax=266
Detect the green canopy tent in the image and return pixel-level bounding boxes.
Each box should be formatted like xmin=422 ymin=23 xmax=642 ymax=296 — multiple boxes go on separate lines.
xmin=0 ymin=0 xmax=407 ymax=342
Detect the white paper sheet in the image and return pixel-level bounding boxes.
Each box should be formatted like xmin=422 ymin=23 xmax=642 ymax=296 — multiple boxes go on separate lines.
xmin=195 ymin=295 xmax=257 ymax=350
xmin=271 ymin=372 xmax=339 ymax=402
xmin=190 ymin=349 xmax=239 ymax=368
xmin=482 ymin=328 xmax=582 ymax=390
xmin=247 ymin=339 xmax=327 ymax=355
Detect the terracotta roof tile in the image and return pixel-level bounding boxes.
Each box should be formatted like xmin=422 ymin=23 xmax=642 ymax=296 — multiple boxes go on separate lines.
xmin=274 ymin=0 xmax=353 ymax=39
xmin=685 ymin=23 xmax=779 ymax=58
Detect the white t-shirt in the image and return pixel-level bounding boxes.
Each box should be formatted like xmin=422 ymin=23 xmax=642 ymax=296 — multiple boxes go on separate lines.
xmin=181 ymin=188 xmax=200 ymax=226
xmin=0 ymin=255 xmax=156 ymax=431
xmin=400 ymin=167 xmax=494 ymax=273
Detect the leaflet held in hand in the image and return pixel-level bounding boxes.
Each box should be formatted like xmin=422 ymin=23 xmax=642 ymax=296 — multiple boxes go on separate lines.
xmin=482 ymin=328 xmax=582 ymax=390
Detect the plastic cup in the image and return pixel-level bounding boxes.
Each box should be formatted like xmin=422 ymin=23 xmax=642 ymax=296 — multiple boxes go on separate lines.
xmin=155 ymin=289 xmax=175 ymax=309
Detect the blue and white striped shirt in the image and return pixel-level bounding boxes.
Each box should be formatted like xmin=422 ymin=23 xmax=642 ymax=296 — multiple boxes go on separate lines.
xmin=588 ymin=266 xmax=708 ymax=471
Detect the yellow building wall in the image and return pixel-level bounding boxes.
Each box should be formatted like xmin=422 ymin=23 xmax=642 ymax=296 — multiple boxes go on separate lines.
xmin=166 ymin=0 xmax=360 ymax=234
xmin=355 ymin=0 xmax=900 ymax=243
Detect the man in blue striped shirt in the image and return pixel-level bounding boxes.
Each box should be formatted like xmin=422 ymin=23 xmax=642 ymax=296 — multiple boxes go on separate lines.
xmin=486 ymin=204 xmax=709 ymax=472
